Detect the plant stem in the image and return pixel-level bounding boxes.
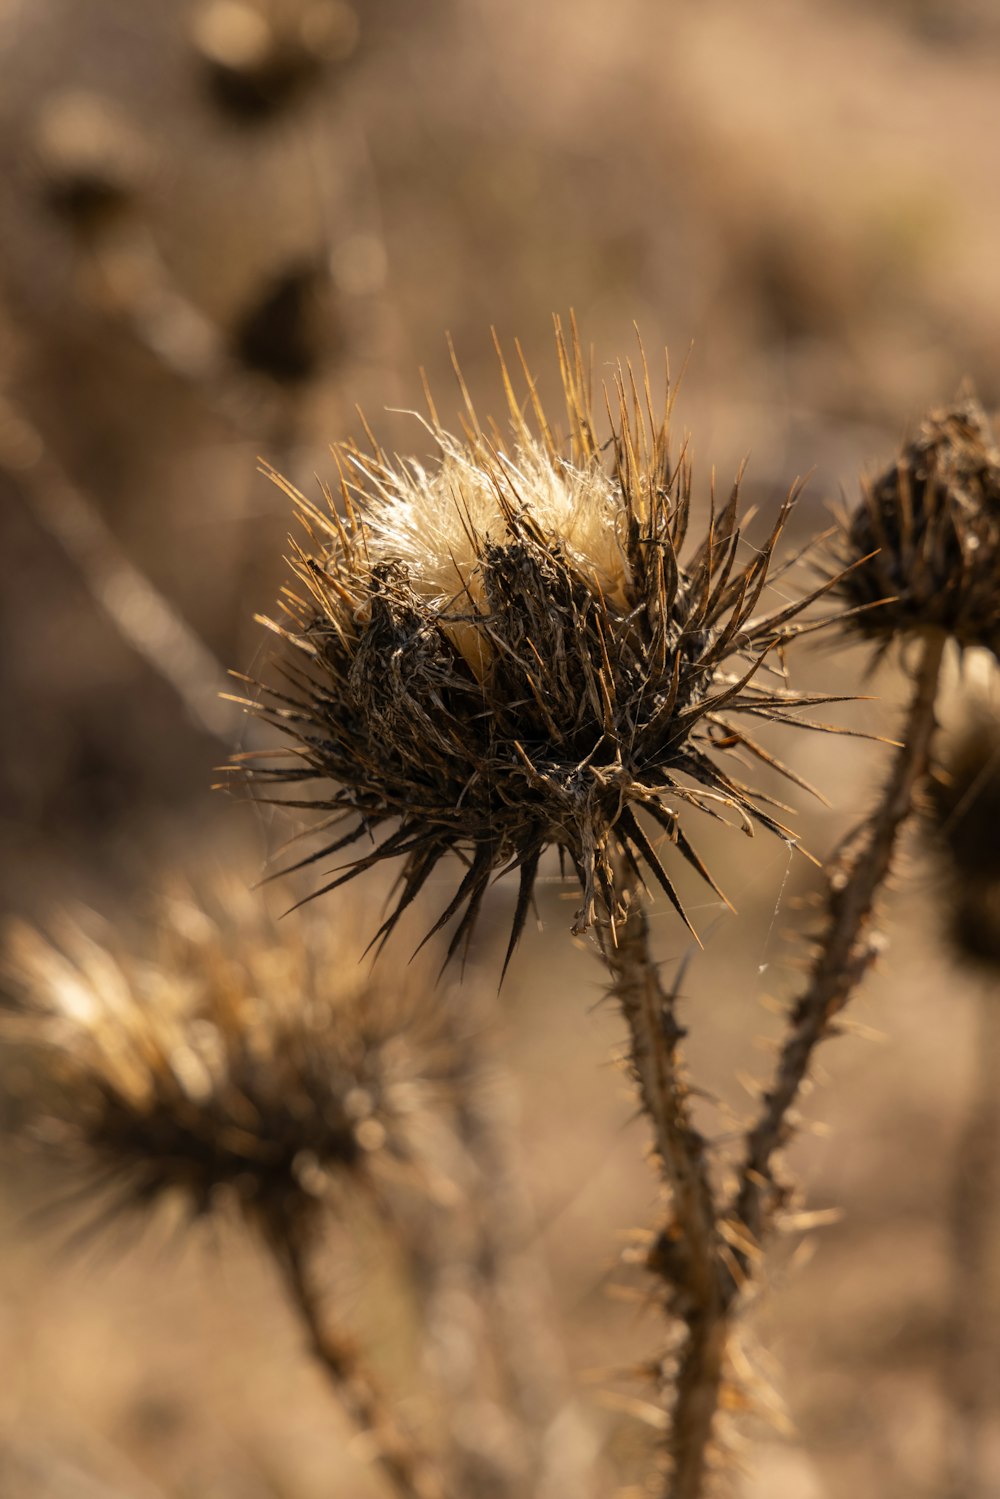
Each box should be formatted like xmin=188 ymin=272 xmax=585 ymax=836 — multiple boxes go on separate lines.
xmin=605 ymin=630 xmax=947 ymax=1497
xmin=271 ymin=1233 xmax=447 ymax=1499
xmin=731 ymin=627 xmax=948 ymax=1268
xmin=599 ymin=874 xmax=726 ymax=1499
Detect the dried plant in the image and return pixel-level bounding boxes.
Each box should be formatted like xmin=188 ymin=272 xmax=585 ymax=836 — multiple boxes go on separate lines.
xmin=836 ymin=394 xmax=1000 ymax=657
xmin=2 ymin=879 xmax=457 ymax=1499
xmin=3 ymin=5 xmax=999 ymax=1493
xmin=10 ymin=302 xmax=997 ymax=1497
xmin=232 ymin=344 xmax=1000 ymax=1495
xmin=738 ymin=399 xmax=1000 ymax=1249
xmin=230 ymin=323 xmax=868 ymax=1495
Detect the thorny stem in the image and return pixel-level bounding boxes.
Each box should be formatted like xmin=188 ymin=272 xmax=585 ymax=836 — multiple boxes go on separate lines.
xmin=271 ymin=1233 xmax=447 ymax=1499
xmin=731 ymin=627 xmax=948 ymax=1264
xmin=599 ymin=872 xmax=725 ymax=1499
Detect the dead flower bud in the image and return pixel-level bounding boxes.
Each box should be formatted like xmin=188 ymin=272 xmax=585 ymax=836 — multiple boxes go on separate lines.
xmin=1 ymin=880 xmax=455 ymax=1242
xmin=835 ymin=396 xmax=1000 ymax=654
xmin=235 ymin=325 xmax=845 ymax=970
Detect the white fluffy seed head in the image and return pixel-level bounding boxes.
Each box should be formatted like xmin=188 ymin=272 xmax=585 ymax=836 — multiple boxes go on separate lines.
xmin=350 ymin=428 xmax=631 ymax=673
xmin=360 ymin=430 xmax=630 ymax=610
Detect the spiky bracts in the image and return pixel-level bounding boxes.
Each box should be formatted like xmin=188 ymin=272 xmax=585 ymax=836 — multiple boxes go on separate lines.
xmin=836 ymin=396 xmax=1000 ymax=653
xmin=238 ymin=326 xmax=843 ymax=968
xmin=2 ymin=881 xmax=453 ymax=1243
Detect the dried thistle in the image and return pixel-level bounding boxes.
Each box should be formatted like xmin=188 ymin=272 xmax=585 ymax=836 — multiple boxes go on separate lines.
xmin=233 ymin=323 xmax=854 ymax=1497
xmin=2 ymin=879 xmax=453 ymax=1247
xmin=713 ymin=402 xmax=995 ymax=1494
xmin=835 ymin=395 xmax=1000 ymax=654
xmin=237 ymin=324 xmax=843 ymax=970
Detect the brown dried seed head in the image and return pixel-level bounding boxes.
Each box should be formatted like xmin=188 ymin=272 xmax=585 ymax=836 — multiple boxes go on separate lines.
xmin=33 ymin=91 xmax=149 ymax=232
xmin=238 ymin=323 xmax=843 ymax=968
xmin=1 ymin=879 xmax=454 ymax=1240
xmin=836 ymin=396 xmax=1000 ymax=653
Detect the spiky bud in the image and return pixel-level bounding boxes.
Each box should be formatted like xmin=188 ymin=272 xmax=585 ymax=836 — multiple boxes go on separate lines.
xmin=237 ymin=325 xmax=840 ymax=969
xmin=1 ymin=880 xmax=454 ymax=1243
xmin=836 ymin=396 xmax=1000 ymax=653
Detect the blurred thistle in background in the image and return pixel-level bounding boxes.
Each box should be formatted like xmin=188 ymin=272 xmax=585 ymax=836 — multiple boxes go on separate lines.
xmin=1 ymin=878 xmax=478 ymax=1499
xmin=1 ymin=879 xmax=457 ymax=1244
xmin=836 ymin=395 xmax=1000 ymax=657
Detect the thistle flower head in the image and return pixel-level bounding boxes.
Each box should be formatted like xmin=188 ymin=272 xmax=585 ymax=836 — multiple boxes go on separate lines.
xmin=2 ymin=881 xmax=453 ymax=1243
xmin=239 ymin=325 xmax=842 ymax=969
xmin=835 ymin=396 xmax=1000 ymax=654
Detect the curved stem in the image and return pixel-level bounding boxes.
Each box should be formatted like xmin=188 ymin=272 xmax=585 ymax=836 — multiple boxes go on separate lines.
xmin=270 ymin=1232 xmax=447 ymax=1499
xmin=599 ymin=874 xmax=726 ymax=1499
xmin=731 ymin=628 xmax=947 ymax=1269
